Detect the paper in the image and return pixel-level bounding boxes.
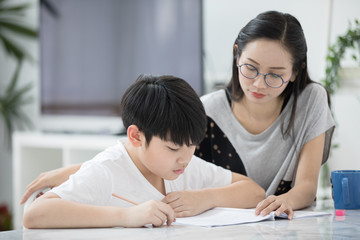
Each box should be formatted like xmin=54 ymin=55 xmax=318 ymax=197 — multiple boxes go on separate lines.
xmin=174 ymin=207 xmax=331 ymax=227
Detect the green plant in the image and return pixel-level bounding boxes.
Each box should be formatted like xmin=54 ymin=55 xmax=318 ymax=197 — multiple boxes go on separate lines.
xmin=0 ymin=0 xmax=37 ymax=144
xmin=322 ymin=19 xmax=360 ymax=94
xmin=0 ymin=59 xmax=33 ymax=138
xmin=0 ymin=0 xmax=37 ymax=60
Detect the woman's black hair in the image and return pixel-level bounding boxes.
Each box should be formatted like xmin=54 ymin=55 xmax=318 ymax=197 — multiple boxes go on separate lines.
xmin=228 ymin=11 xmax=331 ymax=137
xmin=120 ymin=74 xmax=206 ymax=146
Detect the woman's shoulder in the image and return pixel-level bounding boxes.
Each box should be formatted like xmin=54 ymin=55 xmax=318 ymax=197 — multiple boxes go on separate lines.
xmin=302 ymin=82 xmax=327 ymax=95
xmin=293 ymin=83 xmax=331 ymax=117
xmin=200 ymin=89 xmax=227 ymax=108
xmin=201 ymin=89 xmax=226 ymax=101
xmin=300 ymin=82 xmax=329 ymax=103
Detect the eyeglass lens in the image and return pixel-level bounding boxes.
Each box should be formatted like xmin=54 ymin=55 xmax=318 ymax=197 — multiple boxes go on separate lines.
xmin=239 ymin=64 xmax=283 ymax=88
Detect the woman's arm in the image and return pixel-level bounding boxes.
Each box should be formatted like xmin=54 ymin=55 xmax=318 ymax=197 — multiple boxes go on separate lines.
xmin=20 ymin=164 xmax=82 ymax=204
xmin=162 ymin=172 xmax=265 ymax=217
xmin=255 ymin=132 xmax=325 ymax=219
xmin=23 ymin=192 xmax=175 ymax=228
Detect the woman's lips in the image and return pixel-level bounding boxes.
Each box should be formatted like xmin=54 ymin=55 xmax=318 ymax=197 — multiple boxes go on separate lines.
xmin=251 ymin=92 xmax=265 ymax=99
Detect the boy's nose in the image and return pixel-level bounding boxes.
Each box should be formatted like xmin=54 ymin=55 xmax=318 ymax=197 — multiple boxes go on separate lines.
xmin=177 ymin=156 xmax=191 ymax=165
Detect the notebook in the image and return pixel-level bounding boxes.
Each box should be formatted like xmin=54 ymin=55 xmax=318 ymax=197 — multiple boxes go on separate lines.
xmin=174 ymin=207 xmax=332 ymax=227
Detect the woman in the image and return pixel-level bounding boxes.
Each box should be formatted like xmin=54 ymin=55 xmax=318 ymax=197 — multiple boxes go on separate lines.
xmin=195 ymin=11 xmax=334 ymax=218
xmin=21 ymin=11 xmax=334 ymax=219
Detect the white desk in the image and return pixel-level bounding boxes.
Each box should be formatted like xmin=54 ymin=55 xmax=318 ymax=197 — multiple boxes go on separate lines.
xmin=2 ymin=201 xmax=360 ymax=240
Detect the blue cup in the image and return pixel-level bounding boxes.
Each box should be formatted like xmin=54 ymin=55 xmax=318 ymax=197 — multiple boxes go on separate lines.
xmin=331 ymin=170 xmax=360 ymax=209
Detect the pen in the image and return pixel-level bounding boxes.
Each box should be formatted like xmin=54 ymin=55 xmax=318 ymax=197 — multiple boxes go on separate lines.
xmin=112 ymin=193 xmax=139 ymax=205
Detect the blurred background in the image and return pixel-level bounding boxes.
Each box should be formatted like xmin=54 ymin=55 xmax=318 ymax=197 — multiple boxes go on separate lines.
xmin=0 ymin=0 xmax=359 ymax=230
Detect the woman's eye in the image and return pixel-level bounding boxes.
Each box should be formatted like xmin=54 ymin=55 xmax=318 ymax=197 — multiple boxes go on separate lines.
xmin=270 ymin=73 xmax=283 ymax=78
xmin=246 ymin=65 xmax=257 ymax=71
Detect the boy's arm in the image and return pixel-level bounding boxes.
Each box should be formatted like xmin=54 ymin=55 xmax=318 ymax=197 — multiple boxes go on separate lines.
xmin=20 ymin=164 xmax=82 ymax=205
xmin=23 ymin=192 xmax=175 ymax=228
xmin=163 ymin=173 xmax=265 ymax=217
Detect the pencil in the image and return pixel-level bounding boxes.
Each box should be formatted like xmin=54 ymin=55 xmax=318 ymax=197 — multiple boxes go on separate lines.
xmin=112 ymin=193 xmax=139 ymax=205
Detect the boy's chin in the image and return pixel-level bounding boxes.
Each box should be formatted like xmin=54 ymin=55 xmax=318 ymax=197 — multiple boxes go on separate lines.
xmin=165 ymin=174 xmax=181 ymax=181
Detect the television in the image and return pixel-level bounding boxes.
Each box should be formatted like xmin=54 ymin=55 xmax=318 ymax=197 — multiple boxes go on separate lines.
xmin=39 ymin=0 xmax=203 ymax=135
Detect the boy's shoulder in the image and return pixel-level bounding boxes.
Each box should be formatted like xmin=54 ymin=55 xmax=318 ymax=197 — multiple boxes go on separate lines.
xmin=84 ymin=142 xmax=128 ymax=167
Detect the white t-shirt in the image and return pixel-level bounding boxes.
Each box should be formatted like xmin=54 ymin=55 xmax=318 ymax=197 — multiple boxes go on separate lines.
xmin=51 ymin=142 xmax=232 ymax=207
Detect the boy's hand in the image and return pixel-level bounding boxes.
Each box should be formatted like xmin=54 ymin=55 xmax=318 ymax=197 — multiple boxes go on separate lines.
xmin=162 ymin=190 xmax=210 ymax=218
xmin=254 ymin=195 xmax=294 ymax=220
xmin=124 ymin=200 xmax=175 ymax=227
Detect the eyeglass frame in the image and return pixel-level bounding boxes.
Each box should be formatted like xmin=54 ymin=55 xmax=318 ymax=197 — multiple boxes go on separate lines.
xmin=237 ymin=63 xmax=293 ymax=88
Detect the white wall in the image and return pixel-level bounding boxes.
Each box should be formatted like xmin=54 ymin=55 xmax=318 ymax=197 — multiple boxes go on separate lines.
xmin=0 ymin=0 xmax=359 ymax=224
xmin=203 ymin=0 xmax=331 ymax=92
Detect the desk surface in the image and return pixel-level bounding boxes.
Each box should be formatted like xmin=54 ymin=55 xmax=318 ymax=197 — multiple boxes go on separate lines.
xmin=1 ymin=200 xmax=360 ymax=240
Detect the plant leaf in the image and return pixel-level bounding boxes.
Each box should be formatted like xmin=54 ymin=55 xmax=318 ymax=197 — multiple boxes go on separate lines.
xmin=0 ymin=19 xmax=37 ymax=38
xmin=0 ymin=4 xmax=30 ymax=15
xmin=5 ymin=58 xmax=22 ymax=95
xmin=0 ymin=59 xmax=33 ymax=133
xmin=0 ymin=34 xmax=25 ymax=60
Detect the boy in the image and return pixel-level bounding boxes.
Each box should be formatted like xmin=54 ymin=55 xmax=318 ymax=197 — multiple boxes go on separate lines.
xmin=23 ymin=75 xmax=265 ymax=228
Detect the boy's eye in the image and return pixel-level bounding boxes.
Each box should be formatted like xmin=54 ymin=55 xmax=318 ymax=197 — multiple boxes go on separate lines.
xmin=168 ymin=147 xmax=179 ymax=152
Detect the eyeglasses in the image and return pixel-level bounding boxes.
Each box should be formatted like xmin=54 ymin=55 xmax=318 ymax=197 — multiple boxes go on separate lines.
xmin=237 ymin=63 xmax=293 ymax=88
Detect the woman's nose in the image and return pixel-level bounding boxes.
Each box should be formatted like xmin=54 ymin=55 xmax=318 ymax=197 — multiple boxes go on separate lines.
xmin=253 ymin=73 xmax=267 ymax=89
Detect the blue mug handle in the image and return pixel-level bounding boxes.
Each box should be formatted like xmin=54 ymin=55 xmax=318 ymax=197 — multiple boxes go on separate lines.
xmin=342 ymin=177 xmax=350 ymax=205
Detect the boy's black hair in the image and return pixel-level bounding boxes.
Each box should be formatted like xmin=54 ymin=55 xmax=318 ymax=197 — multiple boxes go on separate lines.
xmin=120 ymin=74 xmax=206 ymax=146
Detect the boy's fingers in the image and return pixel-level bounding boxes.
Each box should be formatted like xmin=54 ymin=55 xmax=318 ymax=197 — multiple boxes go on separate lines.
xmin=160 ymin=203 xmax=175 ymax=226
xmin=162 ymin=192 xmax=180 ymax=204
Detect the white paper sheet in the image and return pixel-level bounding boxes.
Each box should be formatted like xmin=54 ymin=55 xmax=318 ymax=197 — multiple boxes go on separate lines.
xmin=174 ymin=207 xmax=331 ymax=227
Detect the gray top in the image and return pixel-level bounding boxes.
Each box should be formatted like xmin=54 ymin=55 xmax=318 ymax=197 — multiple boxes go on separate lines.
xmin=201 ymin=83 xmax=335 ymax=196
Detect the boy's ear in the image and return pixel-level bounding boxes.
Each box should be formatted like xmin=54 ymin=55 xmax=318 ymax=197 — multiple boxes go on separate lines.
xmin=127 ymin=125 xmax=143 ymax=147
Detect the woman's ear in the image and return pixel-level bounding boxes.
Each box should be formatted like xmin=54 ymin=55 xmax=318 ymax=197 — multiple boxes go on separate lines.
xmin=290 ymin=70 xmax=299 ymax=82
xmin=127 ymin=125 xmax=143 ymax=147
xmin=233 ymin=44 xmax=239 ymax=59
xmin=233 ymin=44 xmax=238 ymax=52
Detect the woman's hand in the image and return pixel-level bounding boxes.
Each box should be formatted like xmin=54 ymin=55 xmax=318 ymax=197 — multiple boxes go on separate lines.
xmin=254 ymin=195 xmax=294 ymax=219
xmin=20 ymin=164 xmax=81 ymax=205
xmin=162 ymin=190 xmax=210 ymax=218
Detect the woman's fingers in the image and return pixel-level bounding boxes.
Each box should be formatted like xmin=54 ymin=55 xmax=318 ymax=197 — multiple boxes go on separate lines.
xmin=255 ymin=195 xmax=294 ymax=219
xmin=20 ymin=177 xmax=47 ymax=204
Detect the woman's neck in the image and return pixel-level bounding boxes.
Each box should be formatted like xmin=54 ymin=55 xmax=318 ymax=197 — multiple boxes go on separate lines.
xmin=242 ymin=97 xmax=283 ymax=120
xmin=232 ymin=97 xmax=283 ymax=134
